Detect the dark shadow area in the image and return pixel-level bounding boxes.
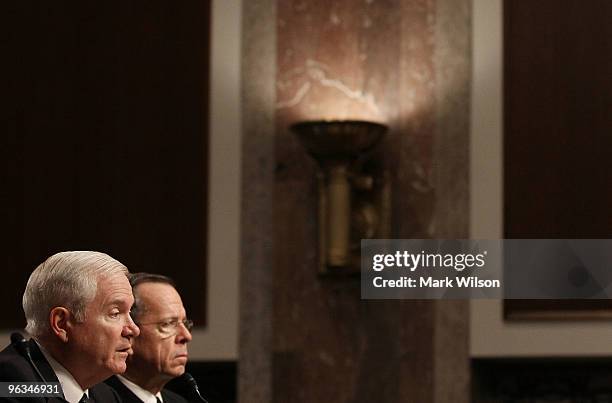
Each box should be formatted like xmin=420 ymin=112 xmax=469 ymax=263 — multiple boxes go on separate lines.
xmin=473 ymin=358 xmax=612 ymax=402
xmin=166 ymin=361 xmax=237 ymax=403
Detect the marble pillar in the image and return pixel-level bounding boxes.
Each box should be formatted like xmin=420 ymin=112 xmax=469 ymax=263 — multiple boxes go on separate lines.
xmin=240 ymin=0 xmax=470 ymax=401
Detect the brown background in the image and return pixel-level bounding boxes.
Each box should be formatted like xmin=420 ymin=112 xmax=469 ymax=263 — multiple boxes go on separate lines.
xmin=504 ymin=0 xmax=612 ymax=318
xmin=2 ymin=1 xmax=211 ymax=328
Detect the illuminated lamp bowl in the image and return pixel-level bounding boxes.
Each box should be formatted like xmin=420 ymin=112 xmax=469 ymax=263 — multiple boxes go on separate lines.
xmin=290 ymin=120 xmax=388 ymax=162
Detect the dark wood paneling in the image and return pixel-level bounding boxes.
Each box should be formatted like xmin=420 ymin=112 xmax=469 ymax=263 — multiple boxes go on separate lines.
xmin=504 ymin=0 xmax=612 ymax=317
xmin=504 ymin=0 xmax=612 ymax=237
xmin=1 ymin=1 xmax=210 ymax=328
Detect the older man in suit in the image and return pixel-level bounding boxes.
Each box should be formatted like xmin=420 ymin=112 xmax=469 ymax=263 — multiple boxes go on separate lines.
xmin=105 ymin=273 xmax=197 ymax=403
xmin=0 ymin=251 xmax=140 ymax=403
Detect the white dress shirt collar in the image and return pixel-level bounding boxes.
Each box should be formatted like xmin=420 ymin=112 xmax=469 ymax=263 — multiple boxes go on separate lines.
xmin=117 ymin=375 xmax=163 ymax=403
xmin=36 ymin=341 xmax=88 ymax=403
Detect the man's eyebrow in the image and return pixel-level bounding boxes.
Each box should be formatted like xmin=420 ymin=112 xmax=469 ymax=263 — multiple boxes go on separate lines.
xmin=158 ymin=315 xmax=180 ymax=322
xmin=105 ymin=298 xmax=132 ymax=308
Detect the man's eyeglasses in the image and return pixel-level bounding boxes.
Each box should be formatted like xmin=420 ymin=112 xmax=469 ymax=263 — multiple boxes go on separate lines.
xmin=136 ymin=318 xmax=194 ymax=336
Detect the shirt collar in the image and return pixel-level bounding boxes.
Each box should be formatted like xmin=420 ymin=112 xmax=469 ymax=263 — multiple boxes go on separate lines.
xmin=117 ymin=375 xmax=163 ymax=403
xmin=36 ymin=341 xmax=88 ymax=403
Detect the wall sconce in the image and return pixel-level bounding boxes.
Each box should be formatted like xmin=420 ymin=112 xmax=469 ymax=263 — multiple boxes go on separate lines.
xmin=290 ymin=120 xmax=391 ymax=274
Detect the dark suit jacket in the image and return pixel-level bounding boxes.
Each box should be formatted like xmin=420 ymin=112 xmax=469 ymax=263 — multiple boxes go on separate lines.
xmin=105 ymin=376 xmax=189 ymax=403
xmin=0 ymin=339 xmax=121 ymax=403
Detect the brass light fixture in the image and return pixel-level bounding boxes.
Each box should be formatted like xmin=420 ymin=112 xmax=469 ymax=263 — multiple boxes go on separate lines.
xmin=290 ymin=120 xmax=391 ymax=274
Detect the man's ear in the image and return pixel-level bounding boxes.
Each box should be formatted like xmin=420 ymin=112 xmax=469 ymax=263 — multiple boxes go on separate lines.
xmin=49 ymin=307 xmax=71 ymax=343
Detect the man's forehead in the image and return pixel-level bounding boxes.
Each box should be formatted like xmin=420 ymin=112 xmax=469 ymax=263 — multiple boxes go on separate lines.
xmin=135 ymin=282 xmax=185 ymax=313
xmin=96 ymin=274 xmax=134 ymax=304
xmin=135 ymin=281 xmax=178 ymax=296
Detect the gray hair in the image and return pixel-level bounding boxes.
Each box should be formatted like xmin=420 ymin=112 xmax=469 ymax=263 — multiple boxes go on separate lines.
xmin=23 ymin=251 xmax=129 ymax=337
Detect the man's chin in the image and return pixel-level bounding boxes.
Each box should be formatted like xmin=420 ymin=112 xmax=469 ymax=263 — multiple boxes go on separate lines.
xmin=168 ymin=366 xmax=186 ymax=378
xmin=109 ymin=360 xmax=128 ymax=374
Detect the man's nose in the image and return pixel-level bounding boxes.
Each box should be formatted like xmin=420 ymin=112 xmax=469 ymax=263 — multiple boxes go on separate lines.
xmin=123 ymin=314 xmax=140 ymax=337
xmin=176 ymin=322 xmax=192 ymax=343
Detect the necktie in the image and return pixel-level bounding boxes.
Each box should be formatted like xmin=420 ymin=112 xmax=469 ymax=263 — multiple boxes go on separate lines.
xmin=79 ymin=394 xmax=90 ymax=403
xmin=156 ymin=397 xmax=162 ymax=403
